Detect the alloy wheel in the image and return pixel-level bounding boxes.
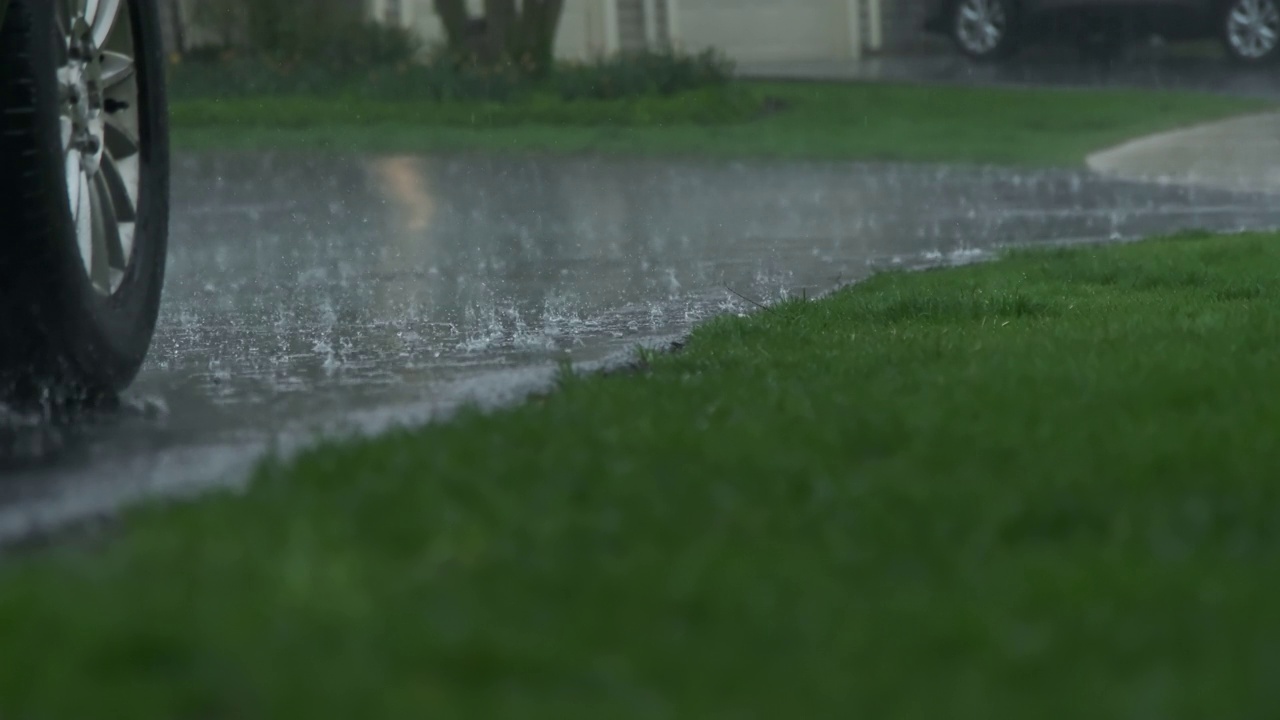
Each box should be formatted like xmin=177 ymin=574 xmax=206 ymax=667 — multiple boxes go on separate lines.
xmin=56 ymin=0 xmax=142 ymax=296
xmin=955 ymin=0 xmax=1008 ymax=55
xmin=1227 ymin=0 xmax=1280 ymax=59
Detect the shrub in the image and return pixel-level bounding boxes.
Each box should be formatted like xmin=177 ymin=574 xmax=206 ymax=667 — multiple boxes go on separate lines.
xmin=169 ymin=47 xmax=739 ymax=106
xmin=553 ymin=49 xmax=735 ymax=101
xmin=186 ymin=0 xmax=421 ymax=68
xmin=169 ymin=55 xmax=530 ymax=103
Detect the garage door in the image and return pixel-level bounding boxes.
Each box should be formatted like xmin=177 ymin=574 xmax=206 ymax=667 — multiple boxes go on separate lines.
xmin=676 ymin=0 xmax=852 ymax=63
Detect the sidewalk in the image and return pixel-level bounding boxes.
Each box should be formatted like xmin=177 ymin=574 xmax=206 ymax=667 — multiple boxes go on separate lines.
xmin=1086 ymin=112 xmax=1280 ymax=195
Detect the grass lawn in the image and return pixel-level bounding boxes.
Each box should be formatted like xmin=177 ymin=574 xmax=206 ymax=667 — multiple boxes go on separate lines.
xmin=171 ymin=80 xmax=1274 ymax=166
xmin=5 ymin=230 xmax=1280 ymax=718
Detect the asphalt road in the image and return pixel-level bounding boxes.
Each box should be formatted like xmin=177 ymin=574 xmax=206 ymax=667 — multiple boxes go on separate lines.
xmin=2 ymin=151 xmax=1279 ymax=541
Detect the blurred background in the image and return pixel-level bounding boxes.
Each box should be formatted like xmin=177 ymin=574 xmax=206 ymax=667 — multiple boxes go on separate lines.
xmin=8 ymin=0 xmax=1280 ymax=535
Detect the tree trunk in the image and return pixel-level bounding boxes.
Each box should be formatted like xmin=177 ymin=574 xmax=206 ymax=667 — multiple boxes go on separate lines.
xmin=433 ymin=0 xmax=565 ymax=75
xmin=432 ymin=0 xmax=471 ymax=55
xmin=515 ymin=0 xmax=565 ymax=77
xmin=170 ymin=0 xmax=188 ymax=55
xmin=157 ymin=0 xmax=185 ymax=55
xmin=483 ymin=0 xmax=517 ymax=65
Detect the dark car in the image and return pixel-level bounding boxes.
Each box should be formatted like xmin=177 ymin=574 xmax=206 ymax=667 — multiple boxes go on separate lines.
xmin=925 ymin=0 xmax=1280 ymax=63
xmin=0 ymin=0 xmax=170 ymax=403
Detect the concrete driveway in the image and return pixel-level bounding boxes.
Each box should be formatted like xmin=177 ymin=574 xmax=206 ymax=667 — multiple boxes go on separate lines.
xmin=1088 ymin=112 xmax=1280 ymax=195
xmin=742 ymin=50 xmax=1280 ymax=195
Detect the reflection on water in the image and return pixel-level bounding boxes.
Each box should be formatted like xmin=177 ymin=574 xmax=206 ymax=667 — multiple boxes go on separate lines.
xmin=154 ymin=151 xmax=1280 ymax=421
xmin=3 ymin=150 xmax=1279 ymax=537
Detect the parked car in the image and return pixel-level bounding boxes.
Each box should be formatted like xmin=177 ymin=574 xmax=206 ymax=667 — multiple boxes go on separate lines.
xmin=0 ymin=0 xmax=169 ymax=404
xmin=924 ymin=0 xmax=1280 ymax=63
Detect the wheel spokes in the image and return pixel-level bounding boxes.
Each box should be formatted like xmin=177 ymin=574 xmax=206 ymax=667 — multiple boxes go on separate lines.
xmin=65 ymin=148 xmax=83 ymax=219
xmin=89 ymin=0 xmax=122 ymax=48
xmin=957 ymin=0 xmax=1004 ymax=53
xmin=58 ymin=0 xmax=141 ymax=295
xmin=93 ymin=171 xmax=127 ymax=283
xmin=58 ymin=0 xmax=79 ymax=32
xmin=74 ymin=169 xmax=94 ymax=280
xmin=100 ymin=150 xmax=138 ymax=223
xmin=59 ymin=116 xmax=73 ymax=151
xmin=105 ymin=113 xmax=140 ymax=160
xmin=1229 ymin=0 xmax=1280 ymax=57
xmin=100 ymin=51 xmax=135 ymax=89
xmin=101 ymin=154 xmax=139 ymax=273
xmin=86 ymin=176 xmax=111 ymax=292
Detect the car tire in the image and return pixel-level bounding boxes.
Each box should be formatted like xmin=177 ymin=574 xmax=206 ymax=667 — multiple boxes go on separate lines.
xmin=951 ymin=0 xmax=1020 ymax=61
xmin=0 ymin=0 xmax=169 ymax=406
xmin=1220 ymin=0 xmax=1280 ymax=64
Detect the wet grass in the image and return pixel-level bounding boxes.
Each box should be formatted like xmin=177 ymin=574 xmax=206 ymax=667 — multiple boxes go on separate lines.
xmin=6 ymin=229 xmax=1280 ymax=717
xmin=170 ymin=86 xmax=760 ymax=133
xmin=170 ymin=80 xmax=1274 ymax=165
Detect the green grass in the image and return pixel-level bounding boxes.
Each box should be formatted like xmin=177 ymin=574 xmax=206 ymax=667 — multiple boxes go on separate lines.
xmin=170 ymin=80 xmax=1274 ymax=165
xmin=170 ymin=86 xmax=759 ymax=133
xmin=6 ymin=230 xmax=1280 ymax=718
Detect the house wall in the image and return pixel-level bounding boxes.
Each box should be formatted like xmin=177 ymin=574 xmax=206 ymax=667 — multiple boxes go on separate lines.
xmin=672 ymin=0 xmax=939 ymax=60
xmin=174 ymin=0 xmax=940 ymax=63
xmin=394 ymin=0 xmax=605 ymax=59
xmin=617 ymin=0 xmax=647 ymax=51
xmin=557 ymin=0 xmax=609 ymax=58
xmin=878 ymin=0 xmax=944 ymax=53
xmin=388 ymin=0 xmax=935 ymax=62
xmin=675 ymin=0 xmax=856 ymax=61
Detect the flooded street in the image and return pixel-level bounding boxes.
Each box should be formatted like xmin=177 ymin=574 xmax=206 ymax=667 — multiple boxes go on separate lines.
xmin=2 ymin=151 xmax=1279 ymax=539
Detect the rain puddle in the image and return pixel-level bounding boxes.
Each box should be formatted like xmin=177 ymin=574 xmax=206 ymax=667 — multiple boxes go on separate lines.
xmin=3 ymin=151 xmax=1279 ymax=540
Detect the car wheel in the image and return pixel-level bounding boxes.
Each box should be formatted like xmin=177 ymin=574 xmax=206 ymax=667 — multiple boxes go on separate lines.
xmin=1221 ymin=0 xmax=1280 ymax=63
xmin=0 ymin=0 xmax=169 ymax=405
xmin=951 ymin=0 xmax=1020 ymax=61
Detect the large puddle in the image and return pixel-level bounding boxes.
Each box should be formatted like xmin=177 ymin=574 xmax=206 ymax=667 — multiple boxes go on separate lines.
xmin=2 ymin=151 xmax=1278 ymax=539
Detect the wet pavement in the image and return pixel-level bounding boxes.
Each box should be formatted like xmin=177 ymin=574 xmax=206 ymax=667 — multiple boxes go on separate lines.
xmin=3 ymin=151 xmax=1280 ymax=540
xmin=1089 ymin=111 xmax=1280 ymax=194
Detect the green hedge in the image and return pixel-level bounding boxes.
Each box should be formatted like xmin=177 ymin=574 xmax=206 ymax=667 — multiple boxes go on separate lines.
xmin=168 ymin=49 xmax=737 ymax=104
